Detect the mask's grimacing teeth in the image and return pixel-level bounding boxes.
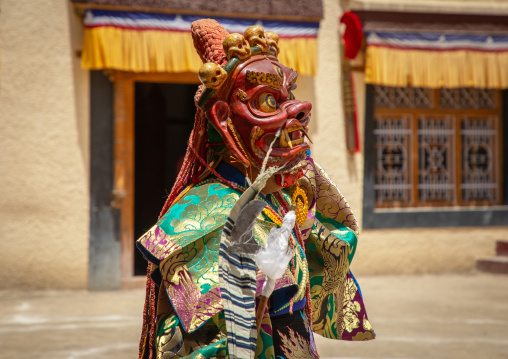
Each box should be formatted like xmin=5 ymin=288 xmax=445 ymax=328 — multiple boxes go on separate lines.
xmin=284 ymin=129 xmax=293 ymax=149
xmin=279 ymin=127 xmax=307 ymax=148
xmin=301 ymin=127 xmax=313 ymax=144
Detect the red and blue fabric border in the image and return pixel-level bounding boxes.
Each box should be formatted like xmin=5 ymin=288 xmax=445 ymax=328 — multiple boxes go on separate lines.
xmin=84 ymin=9 xmax=319 ymax=39
xmin=365 ymin=30 xmax=508 ymax=52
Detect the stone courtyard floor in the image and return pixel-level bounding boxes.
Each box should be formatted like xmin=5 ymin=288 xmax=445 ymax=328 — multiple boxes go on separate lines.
xmin=1 ymin=273 xmax=507 ymax=359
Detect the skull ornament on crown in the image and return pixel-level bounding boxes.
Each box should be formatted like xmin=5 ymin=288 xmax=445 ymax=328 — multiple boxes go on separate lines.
xmin=192 ymin=19 xmax=312 ymax=186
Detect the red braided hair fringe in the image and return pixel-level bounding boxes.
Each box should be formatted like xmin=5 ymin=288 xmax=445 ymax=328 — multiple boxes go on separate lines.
xmin=138 ymin=20 xmax=230 ymax=359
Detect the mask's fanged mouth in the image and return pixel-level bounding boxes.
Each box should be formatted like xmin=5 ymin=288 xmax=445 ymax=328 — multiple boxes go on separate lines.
xmin=251 ymin=125 xmax=312 ymax=163
xmin=279 ymin=126 xmax=312 ymax=148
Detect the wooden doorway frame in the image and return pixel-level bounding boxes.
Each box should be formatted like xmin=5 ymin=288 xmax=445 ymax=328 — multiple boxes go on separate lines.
xmin=110 ymin=71 xmax=200 ymax=283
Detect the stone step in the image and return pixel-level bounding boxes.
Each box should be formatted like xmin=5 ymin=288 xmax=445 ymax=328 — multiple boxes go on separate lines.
xmin=496 ymin=240 xmax=508 ymax=257
xmin=477 ymin=256 xmax=508 ymax=274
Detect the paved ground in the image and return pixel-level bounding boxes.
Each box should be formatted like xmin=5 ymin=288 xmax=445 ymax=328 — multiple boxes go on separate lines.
xmin=1 ymin=273 xmax=507 ymax=359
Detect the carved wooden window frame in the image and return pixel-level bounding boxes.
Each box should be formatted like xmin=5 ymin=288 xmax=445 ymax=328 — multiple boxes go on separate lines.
xmin=362 ymin=85 xmax=508 ymax=229
xmin=373 ymin=86 xmax=503 ymax=208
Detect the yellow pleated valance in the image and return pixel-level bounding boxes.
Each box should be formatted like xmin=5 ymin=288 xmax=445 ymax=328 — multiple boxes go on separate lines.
xmin=82 ymin=27 xmax=203 ymax=73
xmin=81 ymin=10 xmax=318 ymax=76
xmin=82 ymin=27 xmax=317 ymax=76
xmin=277 ymin=38 xmax=317 ymax=77
xmin=365 ymin=46 xmax=508 ymax=89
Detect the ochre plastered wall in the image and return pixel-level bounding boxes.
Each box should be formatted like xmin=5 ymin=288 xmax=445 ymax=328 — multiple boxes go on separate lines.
xmin=309 ymin=0 xmax=507 ymax=275
xmin=353 ymin=227 xmax=507 ymax=274
xmin=0 ymin=0 xmax=89 ymax=288
xmin=69 ymin=7 xmax=91 ymax=174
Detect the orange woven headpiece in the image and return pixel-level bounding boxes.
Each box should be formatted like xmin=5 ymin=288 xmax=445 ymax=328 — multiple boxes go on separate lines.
xmin=191 ymin=19 xmax=230 ymax=66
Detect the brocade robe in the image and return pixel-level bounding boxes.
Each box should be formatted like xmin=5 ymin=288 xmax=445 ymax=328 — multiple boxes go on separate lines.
xmin=136 ymin=159 xmax=375 ymax=359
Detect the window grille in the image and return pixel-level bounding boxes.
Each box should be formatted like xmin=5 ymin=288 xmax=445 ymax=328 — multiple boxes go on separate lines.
xmin=373 ymin=86 xmax=502 ymax=208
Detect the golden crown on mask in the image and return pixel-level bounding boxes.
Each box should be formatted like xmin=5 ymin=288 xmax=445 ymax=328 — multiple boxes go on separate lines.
xmin=197 ymin=25 xmax=280 ymax=109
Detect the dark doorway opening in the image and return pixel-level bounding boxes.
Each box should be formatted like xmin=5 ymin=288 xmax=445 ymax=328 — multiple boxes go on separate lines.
xmin=134 ymin=82 xmax=197 ymax=275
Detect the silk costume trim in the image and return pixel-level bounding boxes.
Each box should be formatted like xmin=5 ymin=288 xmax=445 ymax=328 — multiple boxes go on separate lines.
xmin=137 ymin=183 xmax=240 ymax=333
xmin=300 ymin=160 xmax=375 ymax=341
xmin=137 ymin=181 xmax=304 ymax=334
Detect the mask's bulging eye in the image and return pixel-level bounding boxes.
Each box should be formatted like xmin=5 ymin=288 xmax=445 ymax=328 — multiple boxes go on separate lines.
xmin=258 ymin=93 xmax=277 ymax=112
